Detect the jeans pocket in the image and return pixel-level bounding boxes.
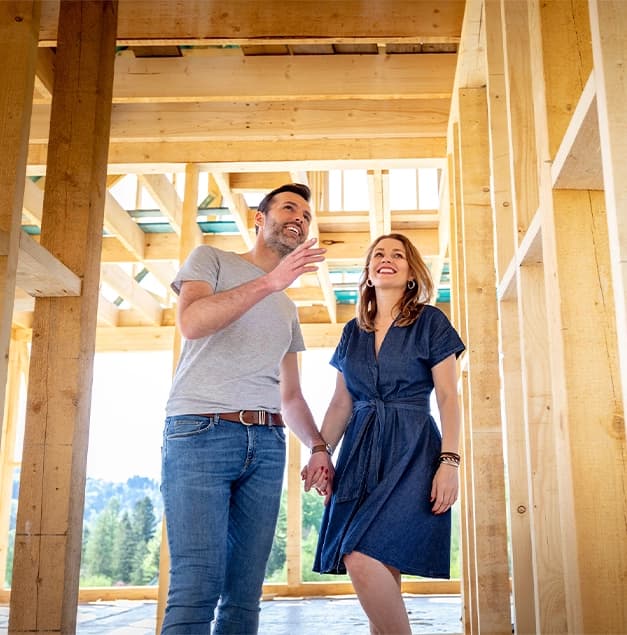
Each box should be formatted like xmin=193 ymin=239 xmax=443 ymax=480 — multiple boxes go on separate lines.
xmin=269 ymin=425 xmax=286 ymax=443
xmin=165 ymin=415 xmax=215 ymax=440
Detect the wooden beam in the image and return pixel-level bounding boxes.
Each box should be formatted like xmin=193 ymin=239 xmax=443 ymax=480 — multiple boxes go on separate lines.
xmin=0 ymin=0 xmax=41 ymax=451
xmin=104 ymin=189 xmax=146 ymax=259
xmin=39 ymin=1 xmax=465 ymax=45
xmin=551 ymin=74 xmax=602 ymax=190
xmin=95 ymin=322 xmax=349 ymax=351
xmin=96 ymin=294 xmax=119 ymax=327
xmin=22 ymin=177 xmax=45 ymax=224
xmin=29 ymin=99 xmax=451 ymax=143
xmin=0 ymin=230 xmax=81 ymax=297
xmin=292 ymin=171 xmax=336 ymax=323
xmin=34 ymin=46 xmax=55 ymax=101
xmin=111 ymin=52 xmax=457 ymax=102
xmin=230 ymin=172 xmax=293 ymax=192
xmin=457 ymin=87 xmax=511 ymax=633
xmin=138 ymin=173 xmax=184 ymax=235
xmin=0 ymin=336 xmax=28 ymax=587
xmin=367 ymin=169 xmax=392 ymax=239
xmin=9 ymin=3 xmax=117 ymax=631
xmin=102 ymin=228 xmax=436 ymax=268
xmin=28 ymin=137 xmax=448 ymax=173
xmin=100 ymin=264 xmax=163 ymax=325
xmin=484 ymin=2 xmax=536 ymax=631
xmin=550 ymin=189 xmax=627 ymax=633
xmin=589 ymin=0 xmax=627 ymax=438
xmin=211 ymin=172 xmax=255 ymax=249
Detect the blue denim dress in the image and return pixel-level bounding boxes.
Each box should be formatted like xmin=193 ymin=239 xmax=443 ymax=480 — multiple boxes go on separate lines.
xmin=313 ymin=306 xmax=465 ymax=578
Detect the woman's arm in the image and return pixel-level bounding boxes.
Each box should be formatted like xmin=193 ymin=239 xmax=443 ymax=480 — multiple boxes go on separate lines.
xmin=430 ymin=353 xmax=461 ymax=515
xmin=319 ymin=371 xmax=353 ymax=452
xmin=302 ymin=371 xmax=353 ymax=503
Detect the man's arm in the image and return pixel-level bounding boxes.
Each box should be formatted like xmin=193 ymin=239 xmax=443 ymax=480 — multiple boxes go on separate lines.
xmin=178 ymin=238 xmax=324 ymax=340
xmin=279 ymin=352 xmax=334 ymax=490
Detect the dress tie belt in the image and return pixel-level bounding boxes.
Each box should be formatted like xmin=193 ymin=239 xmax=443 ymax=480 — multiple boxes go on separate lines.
xmin=335 ymin=398 xmax=430 ymax=502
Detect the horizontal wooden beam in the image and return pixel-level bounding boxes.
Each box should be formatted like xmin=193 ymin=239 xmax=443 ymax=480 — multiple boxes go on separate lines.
xmin=99 ymin=228 xmax=440 ymax=265
xmin=111 ymin=53 xmax=457 ymax=103
xmin=38 ymin=1 xmax=464 ymax=45
xmin=27 ymin=138 xmax=447 ymax=174
xmin=92 ymin=321 xmax=346 ymax=351
xmin=0 ymin=230 xmax=81 ymax=297
xmin=29 ymin=99 xmax=451 ymax=144
xmin=0 ymin=578 xmax=460 ymax=604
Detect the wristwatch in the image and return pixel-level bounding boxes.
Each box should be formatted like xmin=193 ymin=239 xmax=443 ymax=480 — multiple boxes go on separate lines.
xmin=310 ymin=443 xmax=333 ymax=456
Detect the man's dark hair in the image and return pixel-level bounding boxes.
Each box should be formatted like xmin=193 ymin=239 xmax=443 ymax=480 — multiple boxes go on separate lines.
xmin=257 ymin=183 xmax=311 ymax=216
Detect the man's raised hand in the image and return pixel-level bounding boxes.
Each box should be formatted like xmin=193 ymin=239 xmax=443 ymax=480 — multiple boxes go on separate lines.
xmin=267 ymin=238 xmax=326 ymax=292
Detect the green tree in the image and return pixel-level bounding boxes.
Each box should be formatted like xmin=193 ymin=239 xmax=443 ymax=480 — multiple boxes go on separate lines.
xmin=141 ymin=533 xmax=162 ymax=584
xmin=302 ymin=490 xmax=325 ymax=536
xmin=83 ymin=498 xmax=120 ymax=581
xmin=131 ymin=496 xmax=156 ymax=543
xmin=5 ymin=528 xmax=14 ymax=586
xmin=129 ymin=497 xmax=157 ymax=584
xmin=112 ymin=512 xmax=136 ymax=583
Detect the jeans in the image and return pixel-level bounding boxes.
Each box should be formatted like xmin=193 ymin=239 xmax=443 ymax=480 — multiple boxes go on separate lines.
xmin=160 ymin=414 xmax=286 ymax=634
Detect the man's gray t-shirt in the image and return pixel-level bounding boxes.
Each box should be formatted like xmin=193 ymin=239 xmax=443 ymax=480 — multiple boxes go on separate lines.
xmin=165 ymin=245 xmax=305 ymax=416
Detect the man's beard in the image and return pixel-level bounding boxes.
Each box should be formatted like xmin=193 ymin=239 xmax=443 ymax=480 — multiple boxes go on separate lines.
xmin=266 ymin=224 xmax=303 ymax=257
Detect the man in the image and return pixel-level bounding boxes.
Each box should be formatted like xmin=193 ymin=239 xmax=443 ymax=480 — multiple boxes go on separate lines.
xmin=160 ymin=183 xmax=334 ymax=633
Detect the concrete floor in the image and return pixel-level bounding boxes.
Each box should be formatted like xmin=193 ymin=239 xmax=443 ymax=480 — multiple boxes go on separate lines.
xmin=0 ymin=595 xmax=463 ymax=634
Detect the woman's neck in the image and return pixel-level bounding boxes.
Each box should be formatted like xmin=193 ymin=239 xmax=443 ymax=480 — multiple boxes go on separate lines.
xmin=375 ymin=290 xmax=403 ymax=324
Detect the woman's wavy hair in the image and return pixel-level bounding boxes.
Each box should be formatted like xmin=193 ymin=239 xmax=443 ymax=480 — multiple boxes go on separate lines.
xmin=357 ymin=233 xmax=434 ymax=332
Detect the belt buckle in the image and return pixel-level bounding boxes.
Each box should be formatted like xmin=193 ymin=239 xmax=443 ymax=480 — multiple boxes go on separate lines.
xmin=238 ymin=410 xmax=254 ymax=426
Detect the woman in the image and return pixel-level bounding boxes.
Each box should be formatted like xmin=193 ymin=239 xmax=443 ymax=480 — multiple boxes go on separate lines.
xmin=304 ymin=233 xmax=465 ymax=634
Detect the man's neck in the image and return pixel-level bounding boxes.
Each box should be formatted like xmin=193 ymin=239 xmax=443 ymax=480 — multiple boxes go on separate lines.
xmin=241 ymin=239 xmax=282 ymax=273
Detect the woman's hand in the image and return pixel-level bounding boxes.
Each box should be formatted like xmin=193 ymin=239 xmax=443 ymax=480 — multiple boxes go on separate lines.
xmin=301 ymin=453 xmax=334 ymax=505
xmin=430 ymin=463 xmax=459 ymax=514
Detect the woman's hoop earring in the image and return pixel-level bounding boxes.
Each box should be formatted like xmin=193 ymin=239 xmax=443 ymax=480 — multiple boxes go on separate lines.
xmin=407 ymin=280 xmax=416 ymax=290
xmin=366 ymin=279 xmax=374 ymax=288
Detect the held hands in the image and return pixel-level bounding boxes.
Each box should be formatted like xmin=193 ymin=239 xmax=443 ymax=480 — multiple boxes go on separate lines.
xmin=301 ymin=452 xmax=334 ymax=506
xmin=267 ymin=238 xmax=326 ymax=292
xmin=430 ymin=463 xmax=459 ymax=515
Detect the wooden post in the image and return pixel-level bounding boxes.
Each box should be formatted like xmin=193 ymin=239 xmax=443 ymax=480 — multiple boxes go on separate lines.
xmin=589 ymin=0 xmax=627 ymax=435
xmin=0 ymin=1 xmax=40 ymax=447
xmin=448 ymin=129 xmax=478 ymax=635
xmin=286 ymin=430 xmax=303 ymax=588
xmin=457 ymin=87 xmax=512 ymax=634
xmin=9 ymin=2 xmax=117 ymax=632
xmin=0 ymin=333 xmax=29 ymax=584
xmin=156 ymin=163 xmax=201 ymax=633
xmin=483 ymin=2 xmax=538 ymax=631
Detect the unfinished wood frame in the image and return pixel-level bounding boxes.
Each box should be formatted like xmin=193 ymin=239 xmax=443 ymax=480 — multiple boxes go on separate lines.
xmin=9 ymin=2 xmax=118 ymax=631
xmin=0 ymin=1 xmax=625 ymax=633
xmin=0 ymin=1 xmax=40 ymax=453
xmin=453 ymin=86 xmax=511 ymax=634
xmin=470 ymin=0 xmax=627 ymax=633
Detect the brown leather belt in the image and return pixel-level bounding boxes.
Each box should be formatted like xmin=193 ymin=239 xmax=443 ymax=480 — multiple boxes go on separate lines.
xmin=200 ymin=410 xmax=284 ymax=427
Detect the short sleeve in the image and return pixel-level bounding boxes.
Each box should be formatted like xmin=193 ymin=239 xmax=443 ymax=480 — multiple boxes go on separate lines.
xmin=424 ymin=307 xmax=465 ymax=367
xmin=170 ymin=246 xmax=219 ymax=295
xmin=329 ymin=319 xmax=354 ymax=373
xmin=289 ymin=317 xmax=306 ymax=353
